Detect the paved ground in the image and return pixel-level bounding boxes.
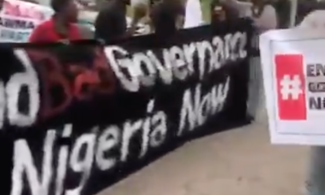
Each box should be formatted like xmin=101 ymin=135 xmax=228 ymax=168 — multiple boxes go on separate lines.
xmin=97 ymin=106 xmax=310 ymax=195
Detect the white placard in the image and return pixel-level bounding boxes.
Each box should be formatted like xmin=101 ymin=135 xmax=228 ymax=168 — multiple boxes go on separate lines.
xmin=260 ymin=28 xmax=325 ymax=146
xmin=0 ymin=0 xmax=53 ymax=42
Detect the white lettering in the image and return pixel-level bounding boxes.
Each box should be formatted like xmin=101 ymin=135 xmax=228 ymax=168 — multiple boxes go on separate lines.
xmin=11 ymin=130 xmax=56 ymax=195
xmin=95 ymin=125 xmax=120 ymax=170
xmin=178 ymin=77 xmax=230 ymax=136
xmin=133 ymin=53 xmax=156 ymax=86
xmin=6 ymin=49 xmax=40 ymax=127
xmin=55 ymin=125 xmax=72 ymax=195
xmin=120 ymin=120 xmax=143 ymax=162
xmin=105 ymin=33 xmax=247 ymax=92
xmin=67 ymin=131 xmax=96 ymax=195
xmin=105 ymin=46 xmax=141 ymax=92
xmin=169 ymin=46 xmax=188 ymax=80
xmin=0 ymin=81 xmax=5 ymax=129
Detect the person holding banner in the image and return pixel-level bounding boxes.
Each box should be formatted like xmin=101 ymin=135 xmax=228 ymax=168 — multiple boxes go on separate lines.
xmin=298 ymin=10 xmax=325 ymax=29
xmin=29 ymin=0 xmax=81 ymax=42
xmin=210 ymin=0 xmax=239 ymax=23
xmin=221 ymin=0 xmax=277 ymax=122
xmin=295 ymin=10 xmax=325 ymax=195
xmin=150 ymin=0 xmax=185 ymax=35
xmin=220 ymin=0 xmax=277 ymax=33
xmin=95 ymin=0 xmax=146 ymax=43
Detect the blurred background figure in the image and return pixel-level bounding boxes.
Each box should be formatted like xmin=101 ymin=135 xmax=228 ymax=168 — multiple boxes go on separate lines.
xmin=76 ymin=23 xmax=94 ymax=39
xmin=29 ymin=0 xmax=81 ymax=42
xmin=218 ymin=0 xmax=277 ymax=123
xmin=211 ymin=4 xmax=226 ymax=22
xmin=296 ymin=7 xmax=325 ymax=195
xmin=150 ymin=0 xmax=185 ymax=35
xmin=272 ymin=0 xmax=291 ymax=28
xmin=298 ymin=7 xmax=325 ymax=28
xmin=0 ymin=0 xmax=4 ymax=10
xmin=94 ymin=0 xmax=130 ymax=43
xmin=94 ymin=0 xmax=147 ymax=43
xmin=183 ymin=0 xmax=203 ymax=28
xmin=220 ymin=0 xmax=277 ymax=31
xmin=22 ymin=0 xmax=39 ymax=3
xmin=210 ymin=1 xmax=239 ymax=23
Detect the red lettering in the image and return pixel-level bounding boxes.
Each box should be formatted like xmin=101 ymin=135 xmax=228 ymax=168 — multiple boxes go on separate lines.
xmin=26 ymin=50 xmax=72 ymax=120
xmin=91 ymin=47 xmax=116 ymax=94
xmin=24 ymin=46 xmax=117 ymax=121
xmin=70 ymin=47 xmax=116 ymax=99
xmin=68 ymin=65 xmax=100 ymax=100
xmin=4 ymin=2 xmax=19 ymax=16
xmin=3 ymin=1 xmax=45 ymax=20
xmin=74 ymin=70 xmax=100 ymax=100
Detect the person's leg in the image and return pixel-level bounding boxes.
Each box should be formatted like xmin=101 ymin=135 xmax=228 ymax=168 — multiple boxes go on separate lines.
xmin=306 ymin=146 xmax=325 ymax=195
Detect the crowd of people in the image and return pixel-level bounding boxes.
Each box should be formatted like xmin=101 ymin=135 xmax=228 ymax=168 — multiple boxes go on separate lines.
xmin=4 ymin=0 xmax=280 ymax=43
xmin=4 ymin=0 xmax=325 ymax=195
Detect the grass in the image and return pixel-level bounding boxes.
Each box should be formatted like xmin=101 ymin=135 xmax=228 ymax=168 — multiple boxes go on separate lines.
xmin=201 ymin=0 xmax=212 ymax=22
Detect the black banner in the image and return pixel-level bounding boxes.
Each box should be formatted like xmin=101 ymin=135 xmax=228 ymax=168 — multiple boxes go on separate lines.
xmin=0 ymin=19 xmax=253 ymax=195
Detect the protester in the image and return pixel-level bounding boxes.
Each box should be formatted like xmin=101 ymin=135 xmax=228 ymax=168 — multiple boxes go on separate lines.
xmin=150 ymin=0 xmax=185 ymax=35
xmin=211 ymin=4 xmax=226 ymax=23
xmin=298 ymin=10 xmax=325 ymax=28
xmin=273 ymin=0 xmax=291 ymax=28
xmin=295 ymin=9 xmax=325 ymax=195
xmin=94 ymin=0 xmax=128 ymax=42
xmin=219 ymin=0 xmax=277 ymax=122
xmin=221 ymin=0 xmax=277 ymax=31
xmin=29 ymin=0 xmax=81 ymax=42
xmin=0 ymin=0 xmax=4 ymax=10
xmin=210 ymin=1 xmax=239 ymax=23
xmin=95 ymin=0 xmax=146 ymax=43
xmin=183 ymin=0 xmax=203 ymax=28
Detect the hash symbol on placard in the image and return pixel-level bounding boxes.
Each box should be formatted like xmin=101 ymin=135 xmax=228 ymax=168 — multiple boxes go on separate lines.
xmin=280 ymin=74 xmax=303 ymax=100
xmin=275 ymin=54 xmax=306 ymax=120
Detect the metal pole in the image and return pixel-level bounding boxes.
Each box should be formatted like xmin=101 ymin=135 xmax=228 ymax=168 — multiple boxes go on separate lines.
xmin=289 ymin=0 xmax=297 ymax=27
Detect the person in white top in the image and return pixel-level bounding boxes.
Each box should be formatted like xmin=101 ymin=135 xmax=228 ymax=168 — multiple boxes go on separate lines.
xmin=219 ymin=0 xmax=277 ymax=122
xmin=130 ymin=0 xmax=204 ymax=29
xmin=298 ymin=10 xmax=325 ymax=29
xmin=220 ymin=0 xmax=277 ymax=31
xmin=183 ymin=0 xmax=203 ymax=28
xmin=296 ymin=9 xmax=325 ymax=195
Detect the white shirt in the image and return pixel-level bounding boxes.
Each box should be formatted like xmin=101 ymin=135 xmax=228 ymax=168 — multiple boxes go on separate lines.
xmin=298 ymin=10 xmax=325 ymax=29
xmin=184 ymin=0 xmax=203 ymax=28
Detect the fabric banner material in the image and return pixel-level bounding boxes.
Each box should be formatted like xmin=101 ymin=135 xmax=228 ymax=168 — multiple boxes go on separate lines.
xmin=260 ymin=28 xmax=325 ymax=146
xmin=0 ymin=19 xmax=252 ymax=195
